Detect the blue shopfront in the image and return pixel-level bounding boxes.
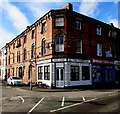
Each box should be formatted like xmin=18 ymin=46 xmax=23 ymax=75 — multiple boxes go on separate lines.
xmin=92 ymin=59 xmax=115 ymax=84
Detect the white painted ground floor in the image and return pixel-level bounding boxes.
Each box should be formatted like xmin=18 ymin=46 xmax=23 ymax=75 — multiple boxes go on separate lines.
xmin=36 ymin=58 xmax=92 ymax=88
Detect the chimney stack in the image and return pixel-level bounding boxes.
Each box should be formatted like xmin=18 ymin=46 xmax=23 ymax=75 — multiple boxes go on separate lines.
xmin=60 ymin=3 xmax=73 ymax=11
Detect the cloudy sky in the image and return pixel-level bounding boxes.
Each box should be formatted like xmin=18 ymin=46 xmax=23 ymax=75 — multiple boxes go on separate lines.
xmin=0 ymin=0 xmax=119 ymax=49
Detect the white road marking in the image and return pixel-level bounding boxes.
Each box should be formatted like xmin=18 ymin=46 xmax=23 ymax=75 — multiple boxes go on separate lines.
xmin=50 ymin=98 xmax=97 ymax=112
xmin=27 ymin=97 xmax=44 ymax=114
xmin=61 ymin=97 xmax=65 ymax=107
xmin=18 ymin=96 xmax=24 ymax=103
xmin=82 ymin=97 xmax=85 ymax=101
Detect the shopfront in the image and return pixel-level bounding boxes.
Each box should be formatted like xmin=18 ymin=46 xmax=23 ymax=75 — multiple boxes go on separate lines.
xmin=37 ymin=58 xmax=92 ymax=88
xmin=92 ymin=59 xmax=115 ymax=84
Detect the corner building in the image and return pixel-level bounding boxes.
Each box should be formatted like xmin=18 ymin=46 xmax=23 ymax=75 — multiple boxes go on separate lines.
xmin=6 ymin=3 xmax=120 ymax=88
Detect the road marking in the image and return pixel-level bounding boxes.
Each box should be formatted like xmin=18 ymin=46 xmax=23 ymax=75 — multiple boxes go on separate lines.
xmin=109 ymin=94 xmax=116 ymax=97
xmin=61 ymin=97 xmax=65 ymax=107
xmin=27 ymin=97 xmax=44 ymax=114
xmin=82 ymin=97 xmax=85 ymax=101
xmin=6 ymin=86 xmax=11 ymax=88
xmin=50 ymin=98 xmax=97 ymax=112
xmin=17 ymin=96 xmax=24 ymax=103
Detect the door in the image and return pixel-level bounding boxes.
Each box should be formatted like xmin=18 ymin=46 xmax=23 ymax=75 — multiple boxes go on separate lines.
xmin=56 ymin=68 xmax=64 ymax=88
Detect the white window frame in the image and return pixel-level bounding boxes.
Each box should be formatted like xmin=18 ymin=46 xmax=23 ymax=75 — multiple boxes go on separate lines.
xmin=55 ymin=17 xmax=64 ymax=27
xmin=96 ymin=27 xmax=102 ymax=35
xmin=76 ymin=40 xmax=82 ymax=54
xmin=76 ymin=20 xmax=81 ymax=30
xmin=55 ymin=36 xmax=64 ymax=52
xmin=97 ymin=43 xmax=102 ymax=56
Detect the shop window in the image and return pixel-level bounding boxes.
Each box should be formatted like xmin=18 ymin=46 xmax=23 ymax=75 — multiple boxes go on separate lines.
xmin=76 ymin=20 xmax=81 ymax=30
xmin=38 ymin=66 xmax=43 ymax=80
xmin=96 ymin=27 xmax=102 ymax=35
xmin=32 ymin=29 xmax=36 ymax=39
xmin=70 ymin=66 xmax=79 ymax=81
xmin=76 ymin=40 xmax=82 ymax=53
xmin=97 ymin=43 xmax=102 ymax=56
xmin=42 ymin=39 xmax=46 ymax=55
xmin=55 ymin=17 xmax=64 ymax=27
xmin=44 ymin=66 xmax=50 ymax=80
xmin=82 ymin=66 xmax=90 ymax=80
xmin=55 ymin=34 xmax=64 ymax=52
xmin=31 ymin=44 xmax=35 ymax=58
xmin=92 ymin=68 xmax=101 ymax=82
xmin=107 ymin=69 xmax=114 ymax=82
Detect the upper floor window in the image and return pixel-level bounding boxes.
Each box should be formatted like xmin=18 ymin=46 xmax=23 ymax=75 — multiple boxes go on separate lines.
xmin=42 ymin=38 xmax=46 ymax=55
xmin=96 ymin=27 xmax=102 ymax=35
xmin=76 ymin=20 xmax=81 ymax=30
xmin=97 ymin=43 xmax=102 ymax=56
xmin=23 ymin=48 xmax=27 ymax=60
xmin=31 ymin=44 xmax=35 ymax=58
xmin=55 ymin=34 xmax=64 ymax=52
xmin=17 ymin=51 xmax=20 ymax=62
xmin=112 ymin=31 xmax=117 ymax=38
xmin=41 ymin=22 xmax=46 ymax=33
xmin=76 ymin=40 xmax=82 ymax=53
xmin=55 ymin=17 xmax=64 ymax=27
xmin=24 ymin=35 xmax=27 ymax=43
xmin=13 ymin=53 xmax=15 ymax=63
xmin=16 ymin=39 xmax=21 ymax=48
xmin=13 ymin=42 xmax=15 ymax=49
xmin=32 ymin=29 xmax=36 ymax=39
xmin=8 ymin=55 xmax=10 ymax=64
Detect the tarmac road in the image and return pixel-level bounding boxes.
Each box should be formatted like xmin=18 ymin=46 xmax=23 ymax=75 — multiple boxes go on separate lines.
xmin=1 ymin=80 xmax=120 ymax=113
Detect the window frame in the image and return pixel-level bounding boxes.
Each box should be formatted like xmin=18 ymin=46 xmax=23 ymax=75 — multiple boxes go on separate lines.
xmin=97 ymin=43 xmax=102 ymax=56
xmin=82 ymin=66 xmax=90 ymax=80
xmin=55 ymin=17 xmax=64 ymax=27
xmin=32 ymin=29 xmax=36 ymax=39
xmin=76 ymin=20 xmax=81 ymax=30
xmin=70 ymin=66 xmax=79 ymax=81
xmin=31 ymin=44 xmax=35 ymax=58
xmin=44 ymin=66 xmax=50 ymax=80
xmin=55 ymin=35 xmax=64 ymax=52
xmin=76 ymin=40 xmax=82 ymax=53
xmin=96 ymin=27 xmax=102 ymax=35
xmin=38 ymin=66 xmax=43 ymax=80
xmin=42 ymin=38 xmax=46 ymax=55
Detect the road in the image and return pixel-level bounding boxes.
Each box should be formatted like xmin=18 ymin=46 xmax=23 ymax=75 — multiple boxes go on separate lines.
xmin=1 ymin=80 xmax=119 ymax=113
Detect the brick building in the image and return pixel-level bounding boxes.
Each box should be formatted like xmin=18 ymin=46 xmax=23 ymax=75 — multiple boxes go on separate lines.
xmin=4 ymin=3 xmax=120 ymax=88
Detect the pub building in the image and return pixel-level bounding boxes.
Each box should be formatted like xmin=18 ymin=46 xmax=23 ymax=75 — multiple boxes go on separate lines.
xmin=3 ymin=3 xmax=120 ymax=88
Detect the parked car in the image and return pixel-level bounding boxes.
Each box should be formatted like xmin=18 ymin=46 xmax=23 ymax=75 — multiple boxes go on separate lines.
xmin=7 ymin=76 xmax=23 ymax=85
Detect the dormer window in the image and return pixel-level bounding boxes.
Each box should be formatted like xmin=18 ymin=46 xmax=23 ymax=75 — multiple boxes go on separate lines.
xmin=55 ymin=17 xmax=64 ymax=27
xmin=96 ymin=27 xmax=102 ymax=35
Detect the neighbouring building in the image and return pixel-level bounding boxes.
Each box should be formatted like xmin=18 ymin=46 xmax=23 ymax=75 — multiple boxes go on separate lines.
xmin=0 ymin=46 xmax=6 ymax=80
xmin=4 ymin=3 xmax=120 ymax=88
